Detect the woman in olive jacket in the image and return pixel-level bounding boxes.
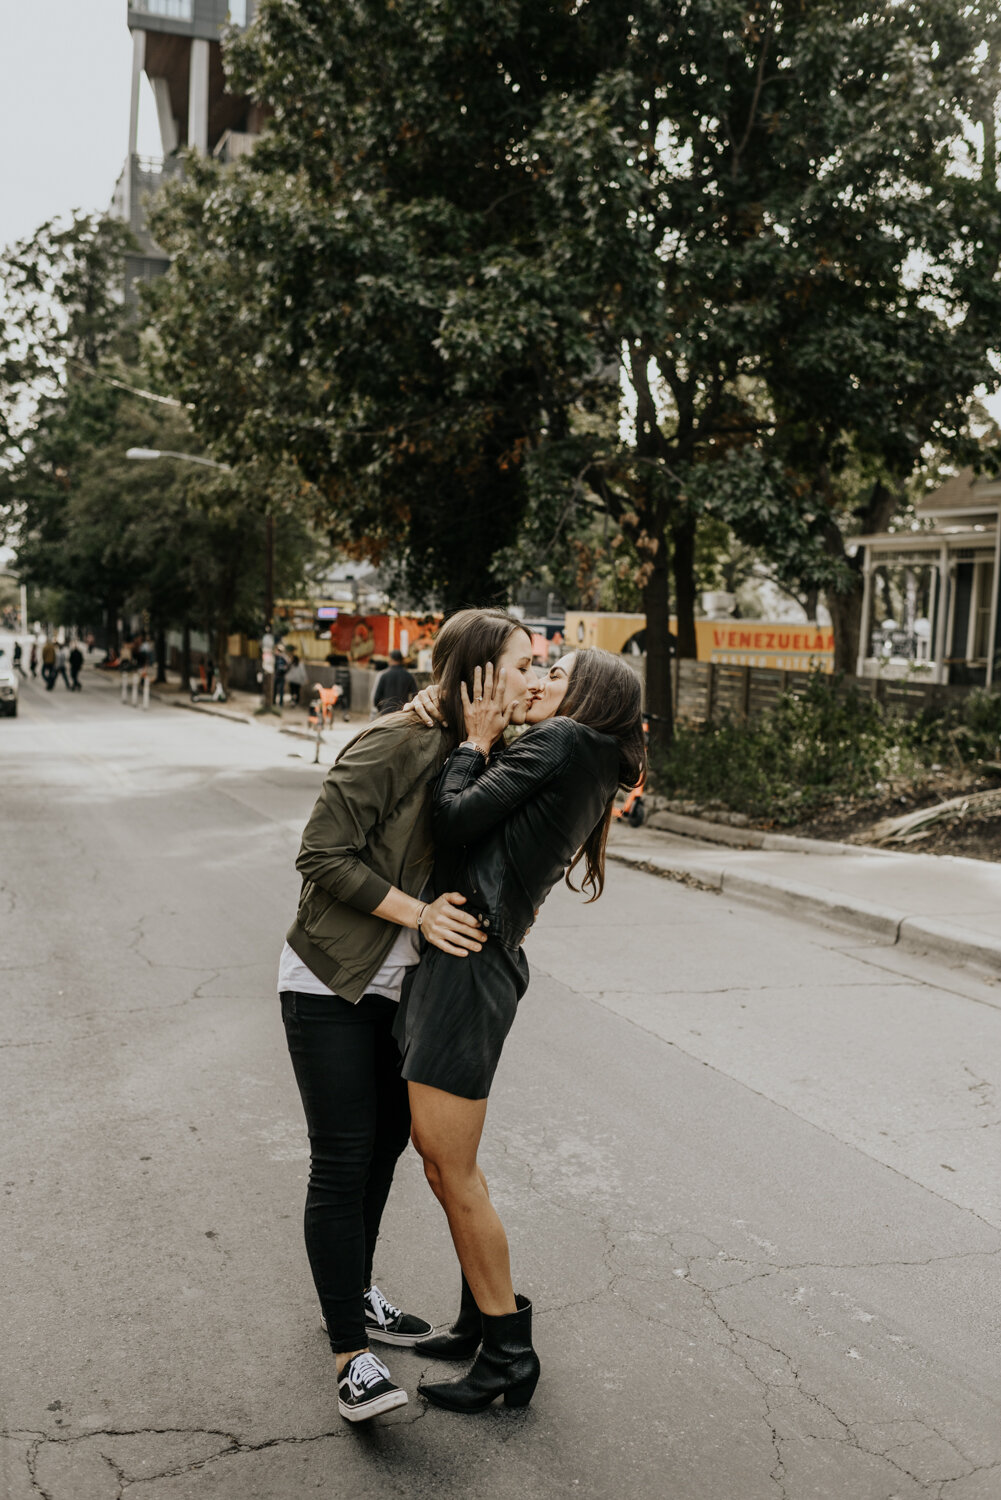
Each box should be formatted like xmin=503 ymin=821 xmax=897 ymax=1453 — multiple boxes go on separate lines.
xmin=278 ymin=608 xmax=537 ymax=1423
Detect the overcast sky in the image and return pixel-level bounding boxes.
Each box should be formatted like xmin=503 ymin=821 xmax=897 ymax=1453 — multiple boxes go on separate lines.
xmin=0 ymin=0 xmax=160 ymax=251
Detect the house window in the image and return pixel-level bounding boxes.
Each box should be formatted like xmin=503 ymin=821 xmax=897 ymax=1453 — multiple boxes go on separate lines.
xmin=132 ymin=0 xmax=194 ymax=18
xmin=971 ymin=560 xmax=995 ymax=661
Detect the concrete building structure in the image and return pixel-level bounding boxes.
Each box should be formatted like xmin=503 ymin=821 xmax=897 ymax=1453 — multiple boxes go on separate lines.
xmin=856 ymin=468 xmax=1001 ymax=686
xmin=113 ymin=1 xmax=262 ymax=294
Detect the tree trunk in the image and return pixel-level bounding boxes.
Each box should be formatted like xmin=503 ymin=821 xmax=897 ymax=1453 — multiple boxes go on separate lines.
xmin=824 ymin=480 xmax=894 ymax=674
xmin=642 ymin=546 xmax=675 ymax=751
xmin=264 ymin=513 xmax=275 ymax=630
xmin=215 ymin=626 xmax=230 ymax=691
xmin=105 ymin=603 xmax=120 ymax=654
xmin=154 ymin=622 xmax=167 ymax=684
xmin=671 ymin=514 xmax=698 ymax=658
xmin=181 ymin=620 xmax=191 ymax=694
xmin=827 ymin=570 xmax=864 ymax=674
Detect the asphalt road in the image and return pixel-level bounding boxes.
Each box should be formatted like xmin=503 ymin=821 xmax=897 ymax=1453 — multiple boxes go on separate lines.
xmin=2 ymin=661 xmax=1000 ymax=1500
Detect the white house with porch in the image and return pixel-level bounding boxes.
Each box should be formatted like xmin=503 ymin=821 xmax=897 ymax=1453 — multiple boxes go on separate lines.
xmin=855 ymin=470 xmax=1001 ymax=688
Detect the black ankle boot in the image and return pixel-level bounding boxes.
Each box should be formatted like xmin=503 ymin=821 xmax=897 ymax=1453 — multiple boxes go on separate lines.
xmin=415 ymin=1274 xmax=482 ymax=1360
xmin=419 ymin=1294 xmax=540 ymax=1412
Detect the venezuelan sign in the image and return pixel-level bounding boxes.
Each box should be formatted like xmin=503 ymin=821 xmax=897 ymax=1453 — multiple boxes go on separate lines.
xmin=564 ymin=612 xmax=834 ymax=672
xmin=700 ymin=622 xmax=834 ymax=672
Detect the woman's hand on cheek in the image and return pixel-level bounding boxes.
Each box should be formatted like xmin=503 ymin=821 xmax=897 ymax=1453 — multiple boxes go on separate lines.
xmin=459 ymin=663 xmax=511 ymax=753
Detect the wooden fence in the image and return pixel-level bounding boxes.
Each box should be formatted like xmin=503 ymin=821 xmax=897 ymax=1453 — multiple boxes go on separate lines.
xmin=672 ymin=660 xmax=983 ymax=726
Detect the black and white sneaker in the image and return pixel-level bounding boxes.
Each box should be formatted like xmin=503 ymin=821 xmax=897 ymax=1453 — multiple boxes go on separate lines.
xmin=319 ymin=1285 xmax=435 ymax=1344
xmin=364 ymin=1284 xmax=434 ymax=1346
xmin=337 ymin=1351 xmax=408 ymax=1422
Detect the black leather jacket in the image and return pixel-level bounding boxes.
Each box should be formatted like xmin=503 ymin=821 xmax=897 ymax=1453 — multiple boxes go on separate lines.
xmin=432 ymin=717 xmax=621 ymax=948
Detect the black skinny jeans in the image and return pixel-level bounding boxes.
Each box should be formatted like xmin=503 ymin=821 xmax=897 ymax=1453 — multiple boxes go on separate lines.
xmin=280 ymin=989 xmax=412 ymax=1353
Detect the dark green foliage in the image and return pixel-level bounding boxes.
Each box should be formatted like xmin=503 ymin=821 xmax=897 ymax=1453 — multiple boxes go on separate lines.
xmin=653 ymin=677 xmax=1001 ymax=824
xmin=0 ymin=214 xmax=312 ymax=651
xmin=0 ymin=213 xmax=138 ymax=457
xmin=143 ymin=0 xmax=1001 ymax=746
xmin=146 ymin=1 xmax=613 ymax=609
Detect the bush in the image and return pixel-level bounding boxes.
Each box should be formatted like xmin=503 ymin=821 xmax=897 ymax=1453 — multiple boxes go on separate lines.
xmin=651 ymin=674 xmax=998 ymax=825
xmin=955 ymin=689 xmax=1001 ymax=756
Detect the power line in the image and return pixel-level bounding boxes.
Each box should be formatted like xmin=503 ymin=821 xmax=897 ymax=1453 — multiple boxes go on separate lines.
xmin=66 ymin=359 xmax=191 ymax=409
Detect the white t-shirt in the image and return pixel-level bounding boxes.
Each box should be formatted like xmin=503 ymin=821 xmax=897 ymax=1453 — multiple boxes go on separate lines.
xmin=277 ymin=922 xmax=421 ymax=1004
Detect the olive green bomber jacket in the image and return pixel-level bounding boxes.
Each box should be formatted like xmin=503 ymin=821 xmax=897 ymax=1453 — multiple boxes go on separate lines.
xmin=285 ymin=715 xmax=450 ymax=1003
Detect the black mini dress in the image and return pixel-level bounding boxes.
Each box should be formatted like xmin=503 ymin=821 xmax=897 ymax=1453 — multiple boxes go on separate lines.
xmin=394 ymin=939 xmax=529 ymax=1101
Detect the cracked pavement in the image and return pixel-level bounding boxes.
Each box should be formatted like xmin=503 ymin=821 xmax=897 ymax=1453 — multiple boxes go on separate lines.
xmin=1 ymin=671 xmax=999 ymax=1499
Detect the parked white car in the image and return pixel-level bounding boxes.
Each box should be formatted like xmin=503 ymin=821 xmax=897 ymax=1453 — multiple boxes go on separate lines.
xmin=0 ymin=649 xmax=19 ymax=716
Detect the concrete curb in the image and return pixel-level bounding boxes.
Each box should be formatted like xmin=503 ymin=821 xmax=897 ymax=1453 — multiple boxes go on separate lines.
xmin=898 ymin=915 xmax=1001 ymax=972
xmin=279 ymin=726 xmax=322 ymax=742
xmin=647 ymin=809 xmax=895 ymax=858
xmin=167 ymin=699 xmax=251 ymax=725
xmin=607 ymin=846 xmax=1001 ymax=974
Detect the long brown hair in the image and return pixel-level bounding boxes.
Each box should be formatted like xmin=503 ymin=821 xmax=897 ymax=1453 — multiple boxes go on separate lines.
xmin=556 ymin=649 xmax=646 ymax=902
xmin=432 ymin=608 xmax=530 ymax=751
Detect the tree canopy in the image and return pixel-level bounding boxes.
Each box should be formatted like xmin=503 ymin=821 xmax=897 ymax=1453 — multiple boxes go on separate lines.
xmin=0 ymin=214 xmax=309 ymax=664
xmin=141 ymin=0 xmax=1001 ymax=741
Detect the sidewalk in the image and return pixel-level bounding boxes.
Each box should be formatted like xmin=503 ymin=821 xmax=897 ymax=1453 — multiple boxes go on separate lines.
xmin=609 ymin=816 xmax=1001 ymax=974
xmin=88 ymin=660 xmax=370 ymax=738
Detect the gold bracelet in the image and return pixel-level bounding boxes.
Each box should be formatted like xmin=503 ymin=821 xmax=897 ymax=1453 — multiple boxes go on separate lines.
xmin=416 ymin=904 xmax=427 ymax=931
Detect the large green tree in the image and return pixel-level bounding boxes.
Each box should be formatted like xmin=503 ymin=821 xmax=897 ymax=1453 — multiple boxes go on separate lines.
xmin=145 ymin=4 xmax=592 ymax=610
xmin=1 ymin=214 xmax=138 ymax=458
xmin=512 ymin=0 xmax=1000 ymax=733
xmin=1 ymin=214 xmax=309 ymax=664
xmin=144 ymin=1 xmax=1000 ymax=745
xmin=698 ymin=11 xmax=1001 ymax=670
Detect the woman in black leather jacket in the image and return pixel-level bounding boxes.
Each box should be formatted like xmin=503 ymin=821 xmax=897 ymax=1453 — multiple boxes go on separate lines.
xmin=397 ymin=649 xmax=645 ymax=1413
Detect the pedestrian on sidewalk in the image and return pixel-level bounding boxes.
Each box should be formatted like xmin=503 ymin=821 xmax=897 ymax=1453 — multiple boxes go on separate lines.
xmin=29 ymin=641 xmax=38 ymax=679
xmin=273 ymin=646 xmax=289 ymax=708
xmin=398 ymin=648 xmax=644 ymax=1413
xmin=285 ymin=651 xmax=306 ymax=706
xmin=51 ymin=643 xmax=71 ymax=690
xmin=69 ymin=643 xmax=84 ymax=691
xmin=41 ymin=637 xmax=56 ymax=688
xmin=12 ymin=640 xmax=25 ymax=678
xmin=372 ymin=649 xmax=417 ymax=716
xmin=278 ymin=609 xmax=521 ymax=1423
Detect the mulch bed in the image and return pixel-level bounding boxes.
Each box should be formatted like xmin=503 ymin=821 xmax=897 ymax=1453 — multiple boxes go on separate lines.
xmin=786 ymin=769 xmax=1001 ymax=862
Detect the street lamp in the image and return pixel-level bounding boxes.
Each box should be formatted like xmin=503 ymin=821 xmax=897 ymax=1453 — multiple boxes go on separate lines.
xmin=125 ymin=446 xmax=232 ymax=472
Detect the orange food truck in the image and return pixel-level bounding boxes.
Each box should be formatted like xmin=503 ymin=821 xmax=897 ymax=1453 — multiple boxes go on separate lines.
xmin=274 ymin=601 xmax=440 ymax=665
